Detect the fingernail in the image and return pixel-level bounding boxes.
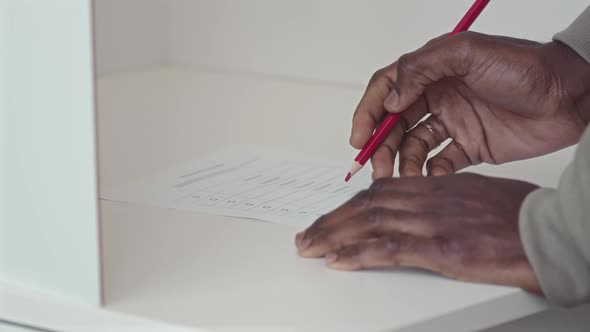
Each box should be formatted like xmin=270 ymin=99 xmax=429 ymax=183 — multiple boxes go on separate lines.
xmin=384 ymin=89 xmax=400 ymax=110
xmin=326 ymin=253 xmax=338 ymax=263
xmin=301 ymin=238 xmax=312 ymax=249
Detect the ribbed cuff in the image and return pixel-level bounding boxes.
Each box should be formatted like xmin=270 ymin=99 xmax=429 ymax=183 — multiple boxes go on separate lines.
xmin=520 ymin=188 xmax=574 ymax=307
xmin=519 ymin=173 xmax=590 ymax=307
xmin=554 ymin=6 xmax=590 ymax=64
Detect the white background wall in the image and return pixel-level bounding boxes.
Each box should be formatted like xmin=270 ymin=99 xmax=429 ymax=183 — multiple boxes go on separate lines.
xmin=166 ymin=0 xmax=588 ymax=85
xmin=96 ymin=0 xmax=589 ymax=85
xmin=94 ymin=0 xmax=166 ymax=74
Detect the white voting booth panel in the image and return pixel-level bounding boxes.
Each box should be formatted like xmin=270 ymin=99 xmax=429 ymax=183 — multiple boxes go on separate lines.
xmin=1 ymin=0 xmax=100 ymax=305
xmin=0 ymin=2 xmax=195 ymax=331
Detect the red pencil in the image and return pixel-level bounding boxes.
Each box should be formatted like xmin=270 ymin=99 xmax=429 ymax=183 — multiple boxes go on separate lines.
xmin=345 ymin=0 xmax=491 ymax=182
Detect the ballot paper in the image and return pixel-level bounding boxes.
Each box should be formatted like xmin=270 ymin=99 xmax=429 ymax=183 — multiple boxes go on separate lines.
xmin=102 ymin=145 xmax=373 ymax=227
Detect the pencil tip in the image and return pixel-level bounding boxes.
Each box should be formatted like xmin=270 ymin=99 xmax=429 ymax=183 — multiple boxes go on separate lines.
xmin=345 ymin=172 xmax=352 ymax=182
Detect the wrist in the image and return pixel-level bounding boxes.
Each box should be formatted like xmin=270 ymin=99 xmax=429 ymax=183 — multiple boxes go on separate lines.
xmin=544 ymin=41 xmax=590 ymax=124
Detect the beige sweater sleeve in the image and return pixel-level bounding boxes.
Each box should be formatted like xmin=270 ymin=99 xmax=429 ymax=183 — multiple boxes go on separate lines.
xmin=519 ymin=6 xmax=590 ymax=307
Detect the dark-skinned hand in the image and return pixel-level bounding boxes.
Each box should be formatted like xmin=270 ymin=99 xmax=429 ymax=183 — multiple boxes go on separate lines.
xmin=351 ymin=32 xmax=590 ymax=179
xmin=296 ymin=173 xmax=542 ymax=293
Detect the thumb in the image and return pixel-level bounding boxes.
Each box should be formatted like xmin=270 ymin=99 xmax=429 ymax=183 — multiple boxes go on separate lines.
xmin=384 ymin=32 xmax=481 ymax=113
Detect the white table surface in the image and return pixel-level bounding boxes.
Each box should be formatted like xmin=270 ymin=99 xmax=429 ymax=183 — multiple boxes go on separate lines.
xmin=0 ymin=323 xmax=37 ymax=332
xmin=97 ymin=67 xmax=577 ymax=332
xmin=0 ymin=281 xmax=203 ymax=332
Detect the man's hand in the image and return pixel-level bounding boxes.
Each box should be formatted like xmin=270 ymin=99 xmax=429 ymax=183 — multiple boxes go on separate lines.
xmin=352 ymin=32 xmax=590 ymax=179
xmin=295 ymin=173 xmax=542 ymax=293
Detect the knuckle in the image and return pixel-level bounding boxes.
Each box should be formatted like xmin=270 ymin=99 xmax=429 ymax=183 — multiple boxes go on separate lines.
xmin=434 ymin=236 xmax=459 ymax=258
xmin=340 ymin=244 xmax=361 ymax=257
xmin=397 ymin=53 xmax=419 ymax=76
xmin=429 ymin=156 xmax=456 ymax=174
xmin=454 ymin=31 xmax=478 ymax=51
xmin=399 ymin=165 xmax=420 ymax=177
xmin=312 ymin=214 xmax=329 ymax=228
xmin=369 ymin=177 xmax=392 ymax=190
xmin=382 ymin=235 xmax=403 ymax=253
xmin=366 ymin=207 xmax=386 ymax=228
xmin=398 ymin=51 xmax=440 ymax=86
xmin=369 ymin=67 xmax=388 ymax=83
xmin=400 ymin=153 xmax=424 ymax=170
xmin=306 ymin=214 xmax=336 ymax=234
xmin=350 ymin=189 xmax=374 ymax=208
xmin=407 ymin=134 xmax=431 ymax=152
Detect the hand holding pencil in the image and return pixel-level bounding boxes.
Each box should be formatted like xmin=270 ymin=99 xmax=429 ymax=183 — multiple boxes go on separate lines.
xmin=298 ymin=0 xmax=590 ymax=301
xmin=346 ymin=0 xmax=490 ymax=181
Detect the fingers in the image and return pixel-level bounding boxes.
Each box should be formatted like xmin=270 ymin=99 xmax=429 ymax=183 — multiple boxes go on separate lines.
xmin=325 ymin=233 xmax=445 ymax=273
xmin=297 ymin=208 xmax=439 ymax=258
xmin=426 ymin=141 xmax=472 ymax=176
xmin=353 ymin=32 xmax=488 ymax=178
xmin=350 ymin=64 xmax=428 ymax=146
xmin=299 ymin=189 xmax=418 ymax=241
xmin=370 ymin=144 xmax=395 ymax=179
xmin=384 ymin=32 xmax=483 ymax=114
xmin=369 ymin=97 xmax=430 ymax=179
xmin=350 ymin=64 xmax=397 ymax=149
xmin=398 ymin=116 xmax=449 ymax=177
xmin=295 ymin=190 xmax=378 ymax=243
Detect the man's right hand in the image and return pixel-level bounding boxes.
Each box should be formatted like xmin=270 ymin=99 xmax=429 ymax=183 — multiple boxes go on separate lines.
xmin=351 ymin=32 xmax=590 ymax=179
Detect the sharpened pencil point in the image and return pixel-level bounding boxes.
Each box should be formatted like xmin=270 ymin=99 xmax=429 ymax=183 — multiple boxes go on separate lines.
xmin=345 ymin=172 xmax=352 ymax=182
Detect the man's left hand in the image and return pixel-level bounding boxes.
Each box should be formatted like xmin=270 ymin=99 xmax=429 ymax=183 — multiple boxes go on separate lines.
xmin=295 ymin=173 xmax=542 ymax=293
